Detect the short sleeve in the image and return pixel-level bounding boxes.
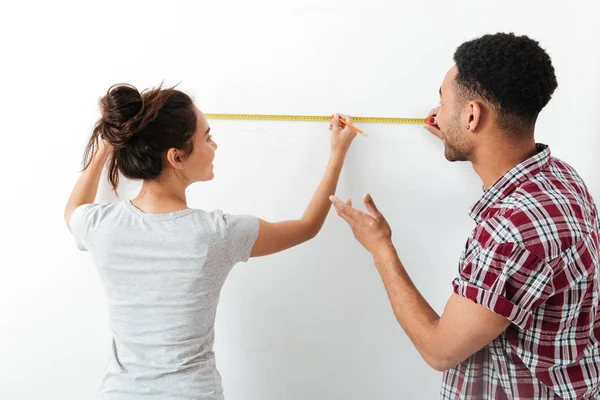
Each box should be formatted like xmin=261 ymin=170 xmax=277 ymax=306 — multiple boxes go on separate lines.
xmin=453 ymin=242 xmax=553 ymax=330
xmin=69 ymin=204 xmax=95 ymax=251
xmin=219 ymin=213 xmax=259 ymax=264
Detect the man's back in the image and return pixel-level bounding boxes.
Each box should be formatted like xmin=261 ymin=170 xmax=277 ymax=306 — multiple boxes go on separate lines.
xmin=443 ymin=145 xmax=600 ymax=399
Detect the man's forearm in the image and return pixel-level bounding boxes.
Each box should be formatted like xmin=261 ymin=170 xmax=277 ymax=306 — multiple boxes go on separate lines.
xmin=373 ymin=244 xmax=446 ymax=370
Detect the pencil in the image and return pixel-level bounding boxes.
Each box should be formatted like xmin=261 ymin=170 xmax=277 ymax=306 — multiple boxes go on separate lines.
xmin=337 ymin=116 xmax=367 ymax=137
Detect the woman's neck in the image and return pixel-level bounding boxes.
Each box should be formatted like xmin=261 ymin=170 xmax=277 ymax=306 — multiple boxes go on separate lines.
xmin=130 ymin=178 xmax=189 ymax=214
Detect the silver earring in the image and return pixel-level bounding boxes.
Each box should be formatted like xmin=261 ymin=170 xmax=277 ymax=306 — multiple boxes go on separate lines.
xmin=466 ymin=125 xmax=471 ymax=130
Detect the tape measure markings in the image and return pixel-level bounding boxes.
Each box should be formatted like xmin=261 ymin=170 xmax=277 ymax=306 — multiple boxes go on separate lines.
xmin=204 ymin=114 xmax=424 ymax=124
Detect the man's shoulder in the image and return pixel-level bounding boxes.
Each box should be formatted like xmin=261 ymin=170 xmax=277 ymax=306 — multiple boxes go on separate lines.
xmin=479 ymin=157 xmax=598 ymax=260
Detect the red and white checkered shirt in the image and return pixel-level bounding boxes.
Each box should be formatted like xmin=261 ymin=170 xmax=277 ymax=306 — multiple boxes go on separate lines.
xmin=441 ymin=144 xmax=600 ymax=399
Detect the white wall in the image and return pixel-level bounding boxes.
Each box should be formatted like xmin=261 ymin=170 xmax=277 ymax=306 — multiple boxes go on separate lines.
xmin=2 ymin=1 xmax=599 ymax=399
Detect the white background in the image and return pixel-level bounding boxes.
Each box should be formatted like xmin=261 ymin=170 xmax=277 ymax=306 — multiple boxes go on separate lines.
xmin=1 ymin=1 xmax=599 ymax=399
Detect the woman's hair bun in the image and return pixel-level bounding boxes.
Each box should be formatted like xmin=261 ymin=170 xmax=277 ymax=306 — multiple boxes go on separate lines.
xmin=98 ymin=84 xmax=143 ymax=148
xmin=83 ymin=82 xmax=197 ymax=193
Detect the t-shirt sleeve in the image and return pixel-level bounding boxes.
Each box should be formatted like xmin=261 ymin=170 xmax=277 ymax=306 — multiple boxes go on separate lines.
xmin=217 ymin=212 xmax=260 ymax=264
xmin=69 ymin=203 xmax=95 ymax=251
xmin=452 ymin=242 xmax=553 ymax=330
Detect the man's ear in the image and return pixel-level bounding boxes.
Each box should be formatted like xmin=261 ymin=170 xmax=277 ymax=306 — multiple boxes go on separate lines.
xmin=466 ymin=100 xmax=483 ymax=132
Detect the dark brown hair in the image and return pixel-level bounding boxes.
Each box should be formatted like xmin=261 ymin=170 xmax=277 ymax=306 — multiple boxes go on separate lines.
xmin=453 ymin=33 xmax=557 ymax=137
xmin=83 ymin=83 xmax=197 ymax=192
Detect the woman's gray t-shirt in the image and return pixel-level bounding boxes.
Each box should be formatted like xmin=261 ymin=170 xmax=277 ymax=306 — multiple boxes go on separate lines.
xmin=70 ymin=200 xmax=259 ymax=400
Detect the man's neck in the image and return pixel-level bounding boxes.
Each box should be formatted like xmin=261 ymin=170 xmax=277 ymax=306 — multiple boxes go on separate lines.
xmin=472 ymin=137 xmax=538 ymax=190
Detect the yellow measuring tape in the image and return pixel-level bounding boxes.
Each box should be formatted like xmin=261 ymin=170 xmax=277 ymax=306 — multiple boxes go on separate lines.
xmin=204 ymin=113 xmax=424 ymax=124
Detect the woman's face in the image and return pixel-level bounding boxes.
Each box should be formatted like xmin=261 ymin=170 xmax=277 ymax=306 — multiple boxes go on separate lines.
xmin=181 ymin=107 xmax=218 ymax=183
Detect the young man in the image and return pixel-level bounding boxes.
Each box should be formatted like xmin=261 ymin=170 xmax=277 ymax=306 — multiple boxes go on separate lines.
xmin=330 ymin=33 xmax=600 ymax=399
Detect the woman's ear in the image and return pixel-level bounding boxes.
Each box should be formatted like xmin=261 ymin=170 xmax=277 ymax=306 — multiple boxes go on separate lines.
xmin=166 ymin=148 xmax=184 ymax=170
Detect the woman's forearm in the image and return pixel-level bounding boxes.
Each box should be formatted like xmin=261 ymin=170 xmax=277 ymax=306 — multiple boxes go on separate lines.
xmin=64 ymin=144 xmax=110 ymax=226
xmin=300 ymin=150 xmax=346 ymax=238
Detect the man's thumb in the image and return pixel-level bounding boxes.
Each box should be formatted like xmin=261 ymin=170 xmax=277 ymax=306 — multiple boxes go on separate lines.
xmin=363 ymin=194 xmax=379 ymax=217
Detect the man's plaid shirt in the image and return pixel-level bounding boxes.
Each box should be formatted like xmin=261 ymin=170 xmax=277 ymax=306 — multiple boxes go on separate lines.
xmin=441 ymin=144 xmax=600 ymax=399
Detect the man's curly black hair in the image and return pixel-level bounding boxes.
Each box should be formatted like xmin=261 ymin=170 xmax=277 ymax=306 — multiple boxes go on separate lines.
xmin=453 ymin=33 xmax=558 ymax=136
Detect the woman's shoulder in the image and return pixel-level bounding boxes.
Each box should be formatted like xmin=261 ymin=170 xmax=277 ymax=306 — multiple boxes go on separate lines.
xmin=188 ymin=208 xmax=258 ymax=235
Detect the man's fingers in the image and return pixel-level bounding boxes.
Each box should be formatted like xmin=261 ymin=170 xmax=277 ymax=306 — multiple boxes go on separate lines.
xmin=330 ymin=196 xmax=355 ymax=225
xmin=330 ymin=195 xmax=360 ymax=221
xmin=425 ymin=125 xmax=443 ymax=140
xmin=337 ymin=208 xmax=354 ymax=226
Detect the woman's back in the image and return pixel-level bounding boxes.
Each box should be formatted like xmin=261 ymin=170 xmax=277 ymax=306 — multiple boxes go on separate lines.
xmin=71 ymin=200 xmax=258 ymax=399
xmin=64 ymin=83 xmax=357 ymax=398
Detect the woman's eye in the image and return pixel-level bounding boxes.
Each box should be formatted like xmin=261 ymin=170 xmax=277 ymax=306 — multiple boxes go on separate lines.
xmin=207 ymin=135 xmax=213 ymax=142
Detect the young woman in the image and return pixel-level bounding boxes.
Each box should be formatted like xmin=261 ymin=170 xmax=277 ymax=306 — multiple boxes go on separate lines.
xmin=64 ymin=83 xmax=357 ymax=399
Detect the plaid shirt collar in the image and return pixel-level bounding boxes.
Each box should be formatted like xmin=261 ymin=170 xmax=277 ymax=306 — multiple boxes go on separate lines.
xmin=469 ymin=143 xmax=551 ymax=223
